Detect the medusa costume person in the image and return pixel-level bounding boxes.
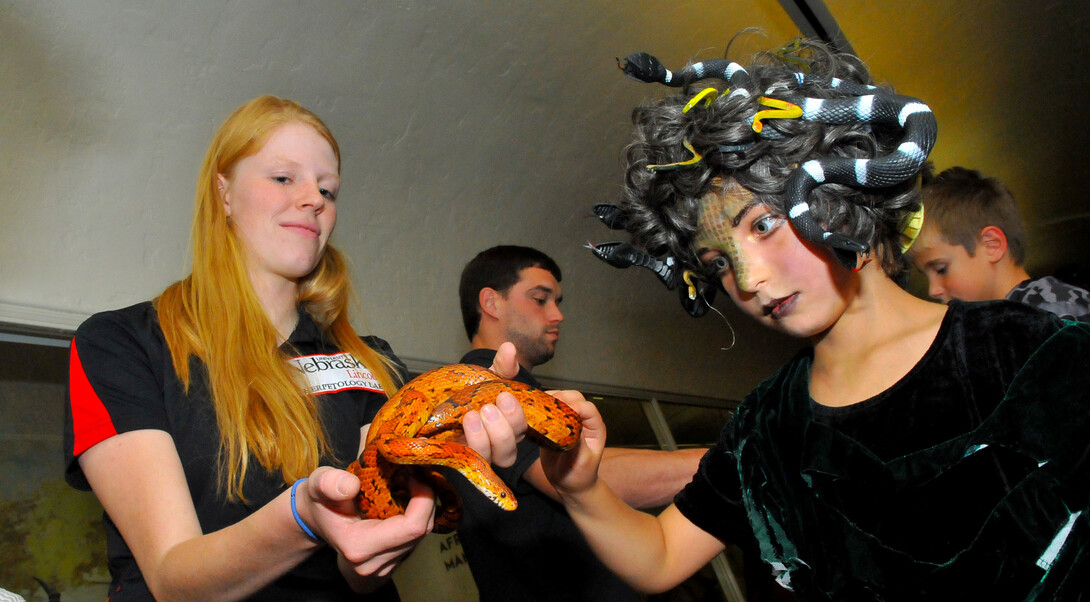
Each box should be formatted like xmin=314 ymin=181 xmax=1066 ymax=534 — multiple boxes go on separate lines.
xmin=589 ymin=46 xmax=1090 ymax=599
xmin=590 ymin=50 xmax=933 ymax=316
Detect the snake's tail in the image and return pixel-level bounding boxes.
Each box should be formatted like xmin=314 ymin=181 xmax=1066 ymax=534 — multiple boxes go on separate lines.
xmin=348 ymin=455 xmax=408 ymax=520
xmin=519 ymin=394 xmax=582 ymax=451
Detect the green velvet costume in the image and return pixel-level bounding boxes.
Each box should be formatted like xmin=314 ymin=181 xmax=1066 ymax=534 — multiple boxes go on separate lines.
xmin=675 ymin=301 xmax=1090 ymax=600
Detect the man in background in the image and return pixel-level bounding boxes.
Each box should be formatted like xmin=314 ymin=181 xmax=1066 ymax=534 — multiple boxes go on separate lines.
xmin=454 ymin=245 xmax=706 ymax=601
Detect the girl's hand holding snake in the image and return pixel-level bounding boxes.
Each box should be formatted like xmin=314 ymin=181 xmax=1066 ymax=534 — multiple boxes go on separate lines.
xmin=538 ymin=390 xmax=608 ymax=502
xmin=297 ymin=343 xmax=531 ymax=591
xmin=292 ymin=466 xmax=435 ymax=592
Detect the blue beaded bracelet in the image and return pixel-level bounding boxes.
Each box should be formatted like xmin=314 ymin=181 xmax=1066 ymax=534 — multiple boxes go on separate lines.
xmin=290 ymin=478 xmax=320 ymax=541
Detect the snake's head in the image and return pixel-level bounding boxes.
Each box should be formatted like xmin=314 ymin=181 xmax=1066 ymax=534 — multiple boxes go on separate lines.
xmin=586 ymin=241 xmax=639 ymax=269
xmin=592 ymin=203 xmax=629 ymax=230
xmin=618 ymin=52 xmax=669 ymax=84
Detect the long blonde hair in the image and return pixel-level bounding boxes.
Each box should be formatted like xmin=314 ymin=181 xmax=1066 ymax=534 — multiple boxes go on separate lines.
xmin=155 ymin=95 xmax=401 ymax=501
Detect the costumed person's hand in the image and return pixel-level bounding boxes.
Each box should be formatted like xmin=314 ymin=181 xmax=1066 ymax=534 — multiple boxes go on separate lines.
xmin=294 ymin=467 xmax=435 ymax=592
xmin=538 ymin=390 xmax=607 ymax=498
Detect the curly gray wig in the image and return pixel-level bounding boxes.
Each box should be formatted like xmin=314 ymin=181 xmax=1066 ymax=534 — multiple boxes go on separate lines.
xmin=617 ymin=40 xmax=926 ymax=283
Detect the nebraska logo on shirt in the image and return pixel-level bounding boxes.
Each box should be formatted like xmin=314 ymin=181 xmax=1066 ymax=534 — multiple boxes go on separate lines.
xmin=287 ymin=352 xmax=384 ymax=395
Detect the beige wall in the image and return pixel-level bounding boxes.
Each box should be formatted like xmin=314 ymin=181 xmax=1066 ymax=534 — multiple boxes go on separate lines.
xmin=0 ymin=0 xmax=805 ymax=406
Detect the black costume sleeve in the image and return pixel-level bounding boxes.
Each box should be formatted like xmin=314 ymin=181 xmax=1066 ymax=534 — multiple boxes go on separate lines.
xmin=673 ymin=402 xmax=755 ymax=545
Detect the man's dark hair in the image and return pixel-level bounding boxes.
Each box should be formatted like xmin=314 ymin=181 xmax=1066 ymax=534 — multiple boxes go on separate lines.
xmin=459 ymin=245 xmax=562 ymax=340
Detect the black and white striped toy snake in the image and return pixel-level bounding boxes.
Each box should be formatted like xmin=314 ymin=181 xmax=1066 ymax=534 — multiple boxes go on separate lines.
xmin=590 ymin=52 xmax=937 ymax=315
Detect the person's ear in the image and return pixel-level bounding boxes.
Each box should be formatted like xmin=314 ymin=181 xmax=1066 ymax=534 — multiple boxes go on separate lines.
xmin=979 ymin=226 xmax=1009 ymax=264
xmin=217 ymin=174 xmax=231 ymax=216
xmin=479 ymin=288 xmax=501 ymax=319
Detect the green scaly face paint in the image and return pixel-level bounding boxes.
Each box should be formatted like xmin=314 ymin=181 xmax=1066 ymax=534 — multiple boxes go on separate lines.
xmin=693 ymin=181 xmax=761 ymax=289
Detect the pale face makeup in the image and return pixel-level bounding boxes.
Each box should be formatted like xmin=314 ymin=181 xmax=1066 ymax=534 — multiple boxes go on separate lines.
xmin=694 ymin=179 xmax=853 ymax=338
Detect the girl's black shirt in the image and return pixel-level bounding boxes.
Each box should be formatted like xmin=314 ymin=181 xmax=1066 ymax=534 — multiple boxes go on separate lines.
xmin=65 ymin=301 xmax=403 ymax=601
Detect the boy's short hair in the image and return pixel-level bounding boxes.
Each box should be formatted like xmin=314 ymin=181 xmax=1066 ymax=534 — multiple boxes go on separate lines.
xmin=921 ymin=167 xmax=1028 ymax=265
xmin=458 ymin=245 xmax=562 ymax=340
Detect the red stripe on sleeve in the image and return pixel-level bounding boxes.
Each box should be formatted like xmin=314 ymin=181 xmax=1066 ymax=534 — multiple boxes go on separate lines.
xmin=69 ymin=341 xmax=118 ymax=456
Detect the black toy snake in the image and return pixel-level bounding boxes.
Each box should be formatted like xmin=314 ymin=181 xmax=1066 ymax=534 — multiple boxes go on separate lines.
xmin=616 ymin=52 xmax=937 ymax=271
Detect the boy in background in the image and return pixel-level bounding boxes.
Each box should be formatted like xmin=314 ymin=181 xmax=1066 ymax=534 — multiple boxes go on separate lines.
xmin=910 ymin=166 xmax=1090 ymax=321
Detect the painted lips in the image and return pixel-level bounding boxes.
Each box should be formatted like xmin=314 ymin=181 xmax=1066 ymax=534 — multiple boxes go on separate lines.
xmin=764 ymin=294 xmax=798 ymax=319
